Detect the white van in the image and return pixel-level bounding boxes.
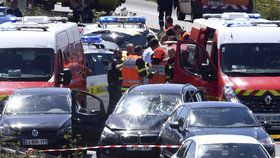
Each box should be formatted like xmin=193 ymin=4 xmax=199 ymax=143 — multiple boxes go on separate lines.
xmin=0 ymin=16 xmax=87 ymax=105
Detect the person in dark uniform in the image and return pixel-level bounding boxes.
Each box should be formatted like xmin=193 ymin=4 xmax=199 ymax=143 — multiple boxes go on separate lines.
xmin=7 ymin=0 xmax=22 ymax=17
xmin=69 ymin=0 xmax=83 ymax=23
xmin=107 ymin=48 xmax=123 ymax=116
xmin=157 ymin=0 xmax=173 ymax=30
xmin=82 ymin=0 xmax=93 ymax=23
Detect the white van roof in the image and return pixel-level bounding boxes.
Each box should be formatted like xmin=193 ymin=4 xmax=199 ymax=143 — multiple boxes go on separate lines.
xmin=193 ymin=13 xmax=280 ymax=48
xmin=0 ymin=16 xmax=80 ymax=50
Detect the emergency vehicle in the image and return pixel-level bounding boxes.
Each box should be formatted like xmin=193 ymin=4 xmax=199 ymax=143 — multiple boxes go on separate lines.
xmin=0 ymin=16 xmax=86 ymax=105
xmin=175 ymin=0 xmax=253 ymax=21
xmin=0 ymin=6 xmax=15 ymax=24
xmin=172 ymin=12 xmax=280 ymax=137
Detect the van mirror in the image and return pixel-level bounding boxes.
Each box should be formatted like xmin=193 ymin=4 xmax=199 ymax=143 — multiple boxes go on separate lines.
xmin=60 ymin=69 xmax=72 ymax=85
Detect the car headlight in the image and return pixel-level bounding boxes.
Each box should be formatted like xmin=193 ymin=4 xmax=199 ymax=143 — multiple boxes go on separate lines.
xmin=100 ymin=126 xmax=118 ymax=143
xmin=0 ymin=124 xmax=14 ymax=136
xmin=223 ymin=85 xmax=239 ymax=103
xmin=57 ymin=127 xmax=72 ymax=135
xmin=259 ymin=136 xmax=274 ymax=146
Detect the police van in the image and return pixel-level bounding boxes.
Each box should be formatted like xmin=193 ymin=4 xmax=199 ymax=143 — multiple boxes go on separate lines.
xmin=172 ymin=12 xmax=280 ymax=137
xmin=0 ymin=16 xmax=86 ymax=104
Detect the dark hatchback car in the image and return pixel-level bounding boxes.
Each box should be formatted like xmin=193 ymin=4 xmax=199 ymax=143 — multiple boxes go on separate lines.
xmin=160 ymin=102 xmax=275 ymax=158
xmin=97 ymin=84 xmax=203 ymax=158
xmin=0 ymin=88 xmax=106 ymax=149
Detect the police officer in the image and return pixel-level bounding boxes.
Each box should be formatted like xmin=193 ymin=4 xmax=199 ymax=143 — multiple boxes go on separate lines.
xmin=157 ymin=0 xmax=173 ymax=30
xmin=107 ymin=48 xmax=123 ymax=116
xmin=69 ymin=0 xmax=83 ymax=23
xmin=149 ymin=47 xmax=167 ymax=84
xmin=82 ymin=0 xmax=93 ymax=23
xmin=122 ymin=45 xmax=151 ymax=92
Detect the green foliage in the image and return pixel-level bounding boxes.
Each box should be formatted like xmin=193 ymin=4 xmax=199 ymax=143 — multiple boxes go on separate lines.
xmin=255 ymin=0 xmax=280 ymax=20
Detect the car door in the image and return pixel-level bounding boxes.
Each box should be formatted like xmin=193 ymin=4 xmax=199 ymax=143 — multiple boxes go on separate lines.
xmin=163 ymin=106 xmax=189 ymax=157
xmin=71 ymin=90 xmax=106 ymax=145
xmin=173 ymin=41 xmax=217 ymax=100
xmin=86 ymin=52 xmax=111 ymax=108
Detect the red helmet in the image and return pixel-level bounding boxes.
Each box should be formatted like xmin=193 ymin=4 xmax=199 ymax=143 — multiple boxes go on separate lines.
xmin=153 ymin=47 xmax=166 ymax=60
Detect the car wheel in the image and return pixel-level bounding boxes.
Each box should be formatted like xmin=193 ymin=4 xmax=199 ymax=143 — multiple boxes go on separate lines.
xmin=177 ymin=8 xmax=186 ymax=21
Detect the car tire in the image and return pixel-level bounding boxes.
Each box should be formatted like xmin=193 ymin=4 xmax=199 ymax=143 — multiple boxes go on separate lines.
xmin=177 ymin=8 xmax=186 ymax=21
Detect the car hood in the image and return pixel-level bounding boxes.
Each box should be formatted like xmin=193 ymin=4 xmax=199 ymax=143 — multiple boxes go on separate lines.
xmin=189 ymin=127 xmax=268 ymax=140
xmin=1 ymin=114 xmax=71 ymax=132
xmin=0 ymin=82 xmax=54 ymax=96
xmin=107 ymin=114 xmax=168 ymax=131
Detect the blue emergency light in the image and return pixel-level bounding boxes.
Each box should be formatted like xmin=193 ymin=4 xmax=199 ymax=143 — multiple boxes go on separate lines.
xmin=98 ymin=16 xmax=146 ymax=24
xmin=225 ymin=20 xmax=252 ymax=27
xmin=81 ymin=36 xmax=102 ymax=44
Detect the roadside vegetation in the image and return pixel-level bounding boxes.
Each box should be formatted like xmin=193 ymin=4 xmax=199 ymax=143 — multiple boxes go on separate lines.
xmin=255 ymin=0 xmax=280 ymax=20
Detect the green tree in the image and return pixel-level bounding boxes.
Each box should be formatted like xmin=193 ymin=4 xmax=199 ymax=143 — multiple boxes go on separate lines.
xmin=255 ymin=0 xmax=280 ymax=20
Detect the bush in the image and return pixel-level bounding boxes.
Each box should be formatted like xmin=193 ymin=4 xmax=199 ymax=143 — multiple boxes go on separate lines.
xmin=255 ymin=0 xmax=280 ymax=20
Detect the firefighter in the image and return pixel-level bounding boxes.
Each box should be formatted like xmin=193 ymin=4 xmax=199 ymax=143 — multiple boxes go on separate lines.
xmin=157 ymin=0 xmax=173 ymax=30
xmin=173 ymin=24 xmax=190 ymax=41
xmin=164 ymin=16 xmax=173 ymax=30
xmin=122 ymin=45 xmax=151 ymax=92
xmin=165 ymin=48 xmax=176 ymax=82
xmin=107 ymin=48 xmax=123 ymax=116
xmin=149 ymin=47 xmax=167 ymax=84
xmin=143 ymin=38 xmax=160 ymax=65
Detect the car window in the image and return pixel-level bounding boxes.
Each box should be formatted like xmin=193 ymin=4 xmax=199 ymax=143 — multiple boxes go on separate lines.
xmin=177 ymin=140 xmax=192 ymax=158
xmin=5 ymin=94 xmax=70 ymax=115
xmin=198 ymin=143 xmax=270 ymax=158
xmin=185 ymin=141 xmax=196 ymax=158
xmin=122 ymin=32 xmax=149 ymax=48
xmin=189 ymin=107 xmax=259 ymax=128
xmin=115 ymin=93 xmax=182 ymax=115
xmin=86 ymin=53 xmax=111 ymax=76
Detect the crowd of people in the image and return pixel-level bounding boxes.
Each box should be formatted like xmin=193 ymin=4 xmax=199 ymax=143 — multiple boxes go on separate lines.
xmin=106 ymin=16 xmax=190 ymax=116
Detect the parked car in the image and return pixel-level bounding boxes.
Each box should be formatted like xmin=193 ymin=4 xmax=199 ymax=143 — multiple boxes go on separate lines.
xmin=171 ymin=135 xmax=271 ymax=158
xmin=0 ymin=7 xmax=15 ymax=24
xmin=0 ymin=88 xmax=107 ymax=150
xmin=160 ymin=102 xmax=275 ymax=158
xmin=97 ymin=84 xmax=203 ymax=158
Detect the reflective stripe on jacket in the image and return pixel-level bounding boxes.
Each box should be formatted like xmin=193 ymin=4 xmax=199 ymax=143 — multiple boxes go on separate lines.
xmin=149 ymin=61 xmax=167 ymax=84
xmin=122 ymin=54 xmax=142 ymax=90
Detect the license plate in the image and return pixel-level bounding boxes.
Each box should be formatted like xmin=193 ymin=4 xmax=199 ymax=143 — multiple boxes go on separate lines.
xmin=22 ymin=139 xmax=48 ymax=145
xmin=126 ymin=147 xmax=152 ymax=151
xmin=208 ymin=0 xmax=223 ymax=6
xmin=256 ymin=114 xmax=280 ymax=122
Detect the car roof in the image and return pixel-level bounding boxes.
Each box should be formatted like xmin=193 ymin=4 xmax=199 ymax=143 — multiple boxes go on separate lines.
xmin=13 ymin=88 xmax=71 ymax=95
xmin=186 ymin=134 xmax=260 ymax=145
xmin=181 ymin=101 xmax=247 ymax=109
xmin=129 ymin=84 xmax=194 ymax=94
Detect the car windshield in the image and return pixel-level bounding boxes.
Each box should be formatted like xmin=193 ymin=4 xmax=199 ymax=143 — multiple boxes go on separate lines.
xmin=221 ymin=43 xmax=280 ymax=76
xmin=189 ymin=107 xmax=259 ymax=128
xmin=115 ymin=93 xmax=182 ymax=115
xmin=83 ymin=30 xmax=149 ymax=49
xmin=0 ymin=48 xmax=54 ymax=81
xmin=197 ymin=143 xmax=269 ymax=158
xmin=4 ymin=94 xmax=70 ymax=115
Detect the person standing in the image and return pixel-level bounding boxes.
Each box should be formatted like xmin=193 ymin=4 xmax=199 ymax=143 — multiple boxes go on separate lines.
xmin=69 ymin=0 xmax=83 ymax=23
xmin=157 ymin=0 xmax=173 ymax=30
xmin=81 ymin=0 xmax=93 ymax=23
xmin=165 ymin=48 xmax=176 ymax=82
xmin=107 ymin=48 xmax=123 ymax=116
xmin=122 ymin=45 xmax=151 ymax=92
xmin=173 ymin=24 xmax=190 ymax=41
xmin=7 ymin=0 xmax=22 ymax=17
xmin=143 ymin=38 xmax=160 ymax=65
xmin=149 ymin=47 xmax=167 ymax=84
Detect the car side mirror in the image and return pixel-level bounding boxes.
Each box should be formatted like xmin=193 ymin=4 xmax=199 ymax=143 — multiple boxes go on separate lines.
xmin=60 ymin=68 xmax=72 ymax=85
xmin=263 ymin=121 xmax=272 ymax=131
xmin=170 ymin=121 xmax=179 ymax=129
